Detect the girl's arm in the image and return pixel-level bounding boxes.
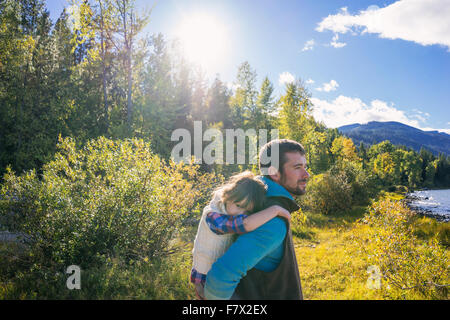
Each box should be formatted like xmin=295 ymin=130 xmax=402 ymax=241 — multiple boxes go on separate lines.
xmin=205 ymin=205 xmax=290 ymax=235
xmin=206 ymin=212 xmax=248 ymax=235
xmin=243 ymin=205 xmax=291 ymax=232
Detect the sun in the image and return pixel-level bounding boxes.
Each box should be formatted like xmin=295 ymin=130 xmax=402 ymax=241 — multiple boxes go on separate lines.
xmin=175 ymin=12 xmax=229 ymax=72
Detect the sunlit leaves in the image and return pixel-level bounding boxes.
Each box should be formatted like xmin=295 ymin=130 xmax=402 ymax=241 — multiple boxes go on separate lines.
xmin=360 ymin=198 xmax=448 ymax=299
xmin=0 ymin=136 xmax=222 ymax=272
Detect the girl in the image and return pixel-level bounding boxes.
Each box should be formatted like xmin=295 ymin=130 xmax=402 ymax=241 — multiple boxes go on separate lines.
xmin=191 ymin=171 xmax=291 ymax=299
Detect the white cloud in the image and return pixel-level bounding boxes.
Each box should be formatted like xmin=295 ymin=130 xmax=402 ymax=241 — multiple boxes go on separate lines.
xmin=311 ymin=95 xmax=418 ymax=128
xmin=330 ymin=34 xmax=347 ymax=48
xmin=412 ymin=114 xmax=427 ymax=123
xmin=409 ymin=109 xmax=430 ymax=123
xmin=316 ymin=80 xmax=339 ymax=92
xmin=279 ymin=71 xmax=296 ymax=86
xmin=302 ymin=39 xmax=315 ymax=51
xmin=311 ymin=95 xmax=450 ymax=134
xmin=420 ymin=127 xmax=450 ymax=135
xmin=305 ymin=78 xmax=315 ymax=84
xmin=316 ymin=0 xmax=450 ymax=51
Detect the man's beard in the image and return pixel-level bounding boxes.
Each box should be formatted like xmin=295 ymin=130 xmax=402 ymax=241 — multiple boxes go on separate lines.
xmin=280 ymin=174 xmax=307 ymax=196
xmin=287 ymin=185 xmax=306 ymax=196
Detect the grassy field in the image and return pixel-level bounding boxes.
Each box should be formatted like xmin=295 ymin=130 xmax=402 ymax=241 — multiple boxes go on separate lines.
xmin=173 ymin=193 xmax=449 ymax=300
xmin=1 ymin=193 xmax=448 ymax=300
xmin=293 ymin=207 xmax=385 ymax=300
xmin=293 ymin=193 xmax=449 ymax=300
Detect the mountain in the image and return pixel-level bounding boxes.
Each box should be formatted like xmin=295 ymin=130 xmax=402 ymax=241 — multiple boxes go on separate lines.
xmin=338 ymin=121 xmax=450 ymax=156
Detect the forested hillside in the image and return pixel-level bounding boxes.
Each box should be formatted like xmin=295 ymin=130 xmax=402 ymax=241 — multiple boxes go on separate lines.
xmin=339 ymin=121 xmax=450 ymax=156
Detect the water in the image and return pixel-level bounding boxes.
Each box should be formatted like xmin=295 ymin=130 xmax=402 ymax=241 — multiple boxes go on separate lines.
xmin=407 ymin=189 xmax=450 ymax=222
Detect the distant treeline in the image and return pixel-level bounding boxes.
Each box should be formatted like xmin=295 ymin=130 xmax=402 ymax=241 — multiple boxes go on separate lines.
xmin=1 ymin=0 xmax=449 ymax=190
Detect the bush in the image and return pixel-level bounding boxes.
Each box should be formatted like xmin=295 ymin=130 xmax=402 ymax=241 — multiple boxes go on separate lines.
xmin=329 ymin=160 xmax=377 ymax=206
xmin=360 ymin=198 xmax=449 ymax=299
xmin=302 ymin=172 xmax=352 ymax=215
xmin=413 ymin=216 xmax=450 ymax=247
xmin=290 ymin=208 xmax=314 ymax=239
xmin=0 ymin=136 xmax=220 ymax=293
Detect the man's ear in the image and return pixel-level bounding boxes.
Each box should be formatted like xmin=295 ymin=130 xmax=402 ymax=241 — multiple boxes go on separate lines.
xmin=268 ymin=166 xmax=281 ymax=182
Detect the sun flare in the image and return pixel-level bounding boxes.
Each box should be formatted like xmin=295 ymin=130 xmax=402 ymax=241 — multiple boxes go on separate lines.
xmin=175 ymin=12 xmax=229 ymax=72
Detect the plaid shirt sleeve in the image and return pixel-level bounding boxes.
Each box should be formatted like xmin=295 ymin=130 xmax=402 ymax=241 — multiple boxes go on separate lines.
xmin=206 ymin=212 xmax=248 ymax=235
xmin=190 ymin=268 xmax=207 ymax=285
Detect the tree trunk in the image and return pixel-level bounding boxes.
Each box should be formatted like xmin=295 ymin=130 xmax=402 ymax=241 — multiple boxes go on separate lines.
xmin=127 ymin=52 xmax=132 ymax=129
xmin=99 ymin=1 xmax=109 ymax=134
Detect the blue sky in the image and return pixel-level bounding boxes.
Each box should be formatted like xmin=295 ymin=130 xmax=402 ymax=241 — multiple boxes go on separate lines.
xmin=46 ymin=0 xmax=450 ymax=133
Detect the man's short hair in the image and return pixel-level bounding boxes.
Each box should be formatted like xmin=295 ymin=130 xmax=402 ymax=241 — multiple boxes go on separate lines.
xmin=259 ymin=139 xmax=306 ymax=176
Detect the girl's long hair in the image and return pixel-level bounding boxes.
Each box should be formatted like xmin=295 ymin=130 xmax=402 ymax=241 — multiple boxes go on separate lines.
xmin=213 ymin=171 xmax=267 ymax=213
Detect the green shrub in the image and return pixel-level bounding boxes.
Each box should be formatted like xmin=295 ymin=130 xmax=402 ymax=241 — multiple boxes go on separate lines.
xmin=290 ymin=208 xmax=314 ymax=239
xmin=360 ymin=198 xmax=449 ymax=299
xmin=329 ymin=160 xmax=377 ymax=206
xmin=0 ymin=136 xmax=220 ymax=296
xmin=412 ymin=216 xmax=450 ymax=248
xmin=303 ymin=172 xmax=352 ymax=215
xmin=394 ymin=185 xmax=409 ymax=194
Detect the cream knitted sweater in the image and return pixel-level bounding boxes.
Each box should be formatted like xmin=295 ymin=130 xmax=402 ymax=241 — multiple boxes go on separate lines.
xmin=192 ymin=192 xmax=236 ymax=275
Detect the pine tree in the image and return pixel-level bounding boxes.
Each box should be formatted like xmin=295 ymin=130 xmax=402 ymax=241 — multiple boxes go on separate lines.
xmin=0 ymin=0 xmax=62 ymax=175
xmin=205 ymin=76 xmax=231 ymax=127
xmin=229 ymin=61 xmax=257 ymax=128
xmin=359 ymin=142 xmax=368 ymax=169
xmin=278 ymin=80 xmax=312 ymax=142
xmin=255 ymin=76 xmax=275 ymax=130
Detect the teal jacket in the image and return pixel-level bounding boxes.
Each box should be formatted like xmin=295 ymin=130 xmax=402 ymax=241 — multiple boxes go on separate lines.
xmin=204 ymin=176 xmax=295 ymax=300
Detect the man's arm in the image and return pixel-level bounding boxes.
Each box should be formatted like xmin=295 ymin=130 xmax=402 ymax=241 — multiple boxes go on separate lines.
xmin=203 ymin=217 xmax=287 ymax=300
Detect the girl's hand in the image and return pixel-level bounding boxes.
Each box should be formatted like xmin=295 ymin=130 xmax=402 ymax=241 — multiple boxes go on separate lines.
xmin=194 ymin=283 xmax=206 ymax=300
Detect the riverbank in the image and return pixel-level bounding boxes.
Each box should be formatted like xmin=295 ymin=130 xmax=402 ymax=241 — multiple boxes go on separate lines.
xmin=384 ymin=191 xmax=449 ymax=247
xmin=403 ymin=189 xmax=450 ymax=222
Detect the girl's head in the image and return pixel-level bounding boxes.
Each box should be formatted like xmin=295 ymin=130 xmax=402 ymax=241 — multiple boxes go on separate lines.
xmin=215 ymin=171 xmax=267 ymax=215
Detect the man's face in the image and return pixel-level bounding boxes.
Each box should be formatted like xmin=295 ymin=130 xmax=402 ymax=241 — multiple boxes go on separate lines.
xmin=272 ymin=152 xmax=310 ymax=196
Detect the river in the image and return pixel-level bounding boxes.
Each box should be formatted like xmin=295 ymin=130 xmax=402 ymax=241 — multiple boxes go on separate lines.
xmin=407 ymin=189 xmax=450 ymax=222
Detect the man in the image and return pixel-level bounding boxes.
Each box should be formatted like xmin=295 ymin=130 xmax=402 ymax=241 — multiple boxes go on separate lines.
xmin=204 ymin=139 xmax=310 ymax=300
